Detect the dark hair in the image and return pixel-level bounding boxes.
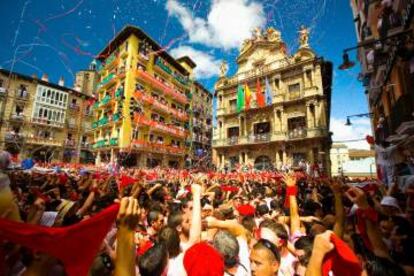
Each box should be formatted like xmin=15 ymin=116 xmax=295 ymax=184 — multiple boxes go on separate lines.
xmin=256 ymin=204 xmax=269 ymax=216
xmin=167 ymin=212 xmax=183 ymax=229
xmin=260 ymin=220 xmax=288 ymax=242
xmin=241 ymin=216 xmax=256 ymax=233
xmin=294 ymin=236 xmax=314 ymax=266
xmin=270 ymin=199 xmax=281 ymax=210
xmin=138 ymin=243 xmax=169 ymax=276
xmin=365 ymin=255 xmax=406 ymax=276
xmin=157 ymin=226 xmax=181 ymax=258
xmin=147 ymin=211 xmax=161 ymax=226
xmin=254 ymin=239 xmax=281 ymax=263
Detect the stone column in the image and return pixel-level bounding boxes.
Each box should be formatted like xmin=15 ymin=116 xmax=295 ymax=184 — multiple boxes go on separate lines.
xmin=306 ymin=102 xmax=313 ymax=129
xmin=95 ymin=151 xmax=101 ymax=165
xmin=221 ymin=154 xmax=225 ymax=169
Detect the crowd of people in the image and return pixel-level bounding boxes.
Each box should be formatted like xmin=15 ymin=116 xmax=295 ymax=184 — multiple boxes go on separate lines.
xmin=0 ymin=150 xmax=413 ymax=276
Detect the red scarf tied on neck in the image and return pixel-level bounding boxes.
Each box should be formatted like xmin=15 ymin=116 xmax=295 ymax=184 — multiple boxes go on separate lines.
xmin=0 ymin=204 xmax=119 ymax=276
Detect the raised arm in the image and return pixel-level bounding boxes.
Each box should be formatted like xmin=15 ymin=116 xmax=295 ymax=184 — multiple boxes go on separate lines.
xmin=114 ymin=197 xmax=140 ymax=276
xmin=305 ymin=231 xmax=334 ymax=276
xmin=188 ymin=184 xmax=202 ymax=245
xmin=346 ymin=186 xmax=390 ymax=259
xmin=284 ymin=174 xmax=301 ymax=235
xmin=206 ymin=217 xmax=247 ymax=238
xmin=330 ymin=179 xmax=345 ymax=238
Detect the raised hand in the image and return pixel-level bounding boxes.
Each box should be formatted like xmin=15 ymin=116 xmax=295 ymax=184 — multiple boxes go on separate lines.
xmin=313 ymin=230 xmax=334 ymax=256
xmin=345 ymin=186 xmax=369 ymax=209
xmin=117 ymin=197 xmax=140 ymax=231
xmin=283 ymin=174 xmax=297 ymax=187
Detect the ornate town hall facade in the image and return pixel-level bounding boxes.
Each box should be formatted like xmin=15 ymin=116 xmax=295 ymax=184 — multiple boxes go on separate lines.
xmin=212 ymin=27 xmax=333 ymax=173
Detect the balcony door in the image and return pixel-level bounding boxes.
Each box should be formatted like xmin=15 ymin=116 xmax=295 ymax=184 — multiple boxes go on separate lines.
xmin=288 ymin=117 xmax=307 ymax=139
xmin=253 ymin=122 xmax=270 ymax=141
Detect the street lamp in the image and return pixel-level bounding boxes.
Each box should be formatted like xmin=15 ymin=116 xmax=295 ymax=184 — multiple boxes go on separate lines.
xmin=339 ymin=52 xmax=356 ymax=70
xmin=344 ymin=113 xmax=374 ymax=126
xmin=338 ymin=29 xmax=413 ymax=71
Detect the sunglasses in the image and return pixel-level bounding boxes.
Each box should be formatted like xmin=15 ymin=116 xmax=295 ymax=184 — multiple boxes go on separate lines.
xmin=257 ymin=239 xmax=280 ymax=261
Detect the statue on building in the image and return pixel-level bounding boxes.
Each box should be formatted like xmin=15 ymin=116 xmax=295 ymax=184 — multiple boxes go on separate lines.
xmin=266 ymin=27 xmax=281 ymax=42
xmin=219 ymin=61 xmax=228 ymax=78
xmin=252 ymin=27 xmax=263 ymax=41
xmin=298 ymin=25 xmax=310 ymax=48
xmin=241 ymin=38 xmax=251 ymax=53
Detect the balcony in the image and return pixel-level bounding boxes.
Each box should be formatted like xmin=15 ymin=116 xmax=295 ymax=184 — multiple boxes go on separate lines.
xmin=115 ymin=88 xmax=124 ymax=99
xmin=9 ymin=114 xmax=25 ymax=122
xmin=0 ymin=87 xmax=7 ymax=96
xmin=390 ymin=94 xmax=413 ymax=132
xmin=94 ymin=116 xmax=109 ymax=128
xmin=227 ymin=136 xmax=239 ymax=145
xmin=67 ymin=121 xmax=76 ymax=129
xmin=4 ymin=133 xmax=24 ymax=143
xmin=288 ymin=128 xmax=307 ymax=139
xmin=134 ymin=114 xmax=189 ymax=139
xmin=99 ymin=95 xmax=113 ymax=107
xmin=135 ymin=69 xmax=188 ymax=105
xmin=109 ymin=137 xmax=119 ymax=146
xmin=112 ymin=113 xmax=122 ymax=122
xmin=98 ymin=73 xmax=116 ymax=90
xmin=104 ymin=53 xmax=118 ymax=69
xmin=287 ymin=91 xmax=302 ymax=101
xmin=26 ymin=136 xmax=62 ymax=147
xmin=134 ymin=90 xmax=188 ymax=122
xmin=132 ymin=139 xmax=185 ymax=156
xmin=15 ymin=89 xmax=29 ymax=101
xmin=31 ymin=117 xmax=65 ymax=128
xmin=64 ymin=139 xmax=76 ymax=148
xmin=81 ymin=142 xmax=91 ymax=150
xmin=248 ymin=133 xmax=271 ymax=143
xmin=93 ymin=139 xmax=109 ymax=149
xmin=68 ymin=103 xmax=80 ymax=111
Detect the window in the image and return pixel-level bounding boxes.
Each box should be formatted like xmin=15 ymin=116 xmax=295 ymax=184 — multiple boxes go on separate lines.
xmin=288 ymin=83 xmax=300 ymax=93
xmin=227 ymin=127 xmax=239 ymax=138
xmin=274 ymin=78 xmax=280 ymax=89
xmin=306 ymin=70 xmax=312 ymax=85
xmin=125 ymin=41 xmax=128 ymax=51
xmin=132 ymin=129 xmax=139 ymax=140
xmin=229 ymin=99 xmax=237 ymax=112
xmin=254 ymin=122 xmax=271 ymax=134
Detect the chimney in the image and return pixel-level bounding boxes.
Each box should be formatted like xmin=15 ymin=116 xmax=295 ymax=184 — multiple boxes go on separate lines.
xmin=41 ymin=73 xmax=49 ymax=82
xmin=58 ymin=76 xmax=65 ymax=86
xmin=31 ymin=73 xmax=38 ymax=79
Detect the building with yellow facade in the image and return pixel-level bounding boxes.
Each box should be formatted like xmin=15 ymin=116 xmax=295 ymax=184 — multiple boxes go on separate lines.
xmin=213 ymin=27 xmax=333 ymax=173
xmin=0 ymin=68 xmax=95 ymax=163
xmin=93 ymin=25 xmax=212 ymax=168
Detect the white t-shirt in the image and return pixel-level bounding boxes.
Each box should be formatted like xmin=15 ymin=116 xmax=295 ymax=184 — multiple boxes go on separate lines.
xmin=234 ymin=237 xmax=251 ymax=276
xmin=167 ymin=252 xmax=186 ymax=276
xmin=278 ymin=251 xmax=297 ymax=276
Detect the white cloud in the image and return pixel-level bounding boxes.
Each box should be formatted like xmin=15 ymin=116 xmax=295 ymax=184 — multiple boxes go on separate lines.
xmin=170 ymin=46 xmax=221 ymax=79
xmin=166 ymin=0 xmax=266 ymax=49
xmin=330 ymin=117 xmax=373 ymax=150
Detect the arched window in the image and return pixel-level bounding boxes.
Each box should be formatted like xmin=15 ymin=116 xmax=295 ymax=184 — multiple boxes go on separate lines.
xmin=254 ymin=155 xmax=272 ymax=171
xmin=38 ymin=108 xmax=43 ymax=118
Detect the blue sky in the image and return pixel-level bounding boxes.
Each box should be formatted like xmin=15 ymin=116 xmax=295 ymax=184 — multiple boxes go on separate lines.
xmin=0 ymin=0 xmax=372 ymax=149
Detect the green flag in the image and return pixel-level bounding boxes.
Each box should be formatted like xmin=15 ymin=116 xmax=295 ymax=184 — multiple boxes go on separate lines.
xmin=236 ymin=85 xmax=245 ymax=113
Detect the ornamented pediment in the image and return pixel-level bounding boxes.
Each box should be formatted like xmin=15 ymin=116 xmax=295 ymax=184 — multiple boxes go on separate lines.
xmin=239 ymin=27 xmax=286 ymax=61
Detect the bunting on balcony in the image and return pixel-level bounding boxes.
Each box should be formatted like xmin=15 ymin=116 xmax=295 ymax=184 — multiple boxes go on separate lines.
xmin=244 ymin=83 xmax=252 ymax=110
xmin=236 ymin=85 xmax=245 ymax=113
xmin=265 ymin=77 xmax=272 ymax=106
xmin=256 ymin=78 xmax=265 ymax=108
